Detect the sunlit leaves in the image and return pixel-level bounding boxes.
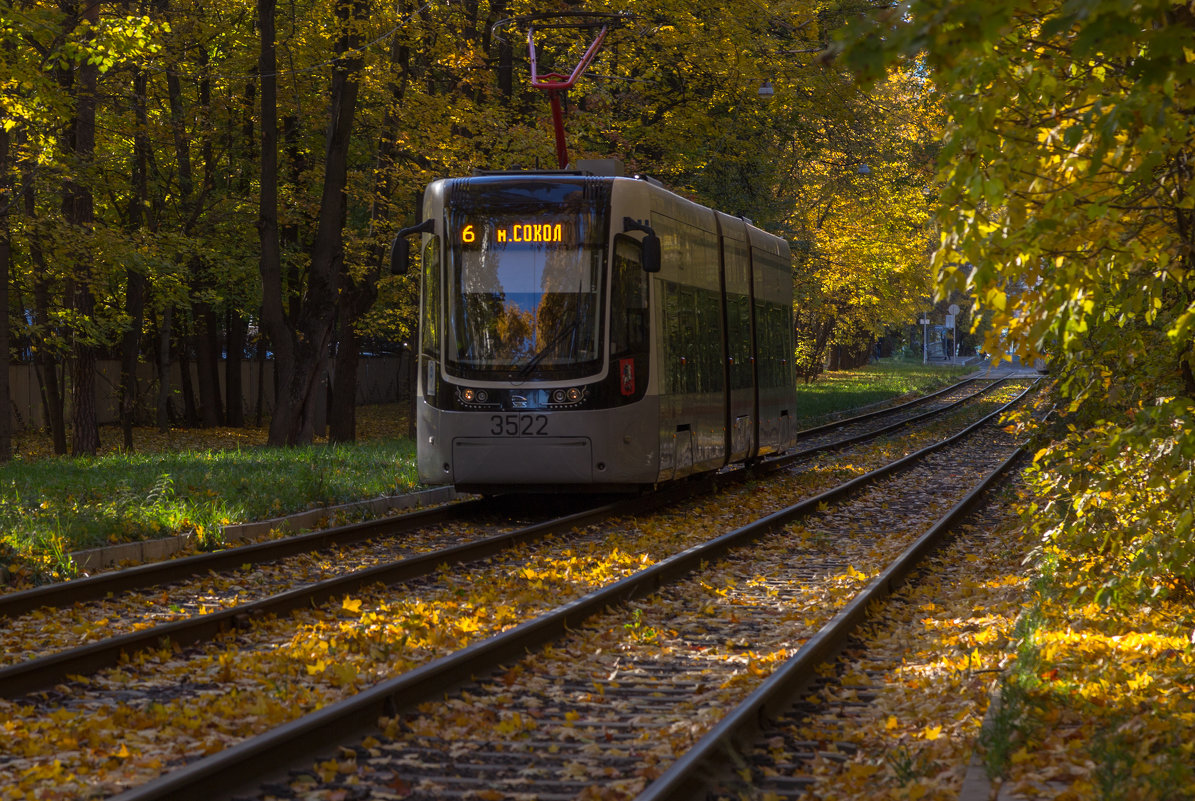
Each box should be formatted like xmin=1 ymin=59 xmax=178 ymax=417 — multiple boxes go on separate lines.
xmin=995 ymin=568 xmax=1195 ymax=798
xmin=2 ymin=410 xmax=1005 ymax=796
xmin=839 ymin=0 xmax=1195 ymax=598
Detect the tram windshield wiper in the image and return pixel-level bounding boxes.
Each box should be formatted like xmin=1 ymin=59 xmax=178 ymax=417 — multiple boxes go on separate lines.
xmin=515 ymin=323 xmax=576 ymax=378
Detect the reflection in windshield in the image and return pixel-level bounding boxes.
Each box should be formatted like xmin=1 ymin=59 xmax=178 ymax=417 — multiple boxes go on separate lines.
xmin=446 ymin=186 xmax=606 ymax=378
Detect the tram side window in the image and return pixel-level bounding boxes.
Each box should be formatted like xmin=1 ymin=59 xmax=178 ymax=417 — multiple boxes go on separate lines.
xmin=420 ymin=237 xmax=440 ymax=358
xmin=662 ymin=282 xmax=679 ymax=394
xmin=754 ymin=300 xmax=770 ymax=387
xmin=754 ymin=301 xmax=780 ymax=389
xmin=780 ymin=303 xmax=795 ymax=386
xmin=755 ymin=303 xmax=789 ymax=389
xmin=698 ymin=289 xmax=724 ymax=394
xmin=679 ymin=287 xmax=699 ymax=394
xmin=771 ymin=305 xmax=786 ymax=387
xmin=662 ymin=282 xmax=699 ymax=395
xmin=727 ymin=294 xmax=751 ymax=390
xmin=610 ymin=236 xmax=648 ymax=356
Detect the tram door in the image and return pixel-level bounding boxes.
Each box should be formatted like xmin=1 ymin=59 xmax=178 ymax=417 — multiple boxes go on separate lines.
xmin=721 ymin=235 xmax=755 ymax=462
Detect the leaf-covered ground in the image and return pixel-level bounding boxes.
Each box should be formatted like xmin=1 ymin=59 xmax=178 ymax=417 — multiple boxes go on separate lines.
xmin=0 ymin=394 xmax=1015 ymax=800
xmin=773 ymin=489 xmax=1195 ymax=801
xmin=983 ymin=552 xmax=1195 ymax=800
xmin=751 ymin=479 xmax=1035 ymax=800
xmin=249 ymin=414 xmax=1019 ymax=800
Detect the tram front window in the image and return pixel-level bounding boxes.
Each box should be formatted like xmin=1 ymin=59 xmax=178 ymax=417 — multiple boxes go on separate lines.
xmin=447 ymin=205 xmax=606 ymax=381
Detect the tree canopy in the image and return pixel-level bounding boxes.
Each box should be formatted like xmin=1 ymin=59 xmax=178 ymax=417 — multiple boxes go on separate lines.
xmin=0 ymin=0 xmax=940 ymax=455
xmin=838 ymin=0 xmax=1195 ymax=597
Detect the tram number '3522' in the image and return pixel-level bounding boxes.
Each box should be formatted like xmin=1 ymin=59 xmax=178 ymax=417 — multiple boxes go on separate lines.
xmin=490 ymin=413 xmax=549 ymax=436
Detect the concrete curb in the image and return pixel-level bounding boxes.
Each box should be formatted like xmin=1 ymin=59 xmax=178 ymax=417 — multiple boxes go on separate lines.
xmin=69 ymin=486 xmax=463 ymax=572
xmin=957 ymin=679 xmax=1003 ymax=801
xmin=958 ymin=754 xmax=997 ymax=801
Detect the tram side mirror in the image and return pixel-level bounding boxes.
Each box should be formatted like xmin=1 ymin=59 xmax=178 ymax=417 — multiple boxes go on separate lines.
xmin=623 ymin=217 xmax=661 ymax=274
xmin=389 ymin=236 xmax=410 ymax=276
xmin=390 ymin=218 xmax=436 ymax=276
xmin=641 ymin=233 xmax=661 ymax=273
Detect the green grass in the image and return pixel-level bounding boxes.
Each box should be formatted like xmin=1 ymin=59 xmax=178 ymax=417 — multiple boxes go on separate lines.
xmin=794 ymin=357 xmax=976 ymax=424
xmin=0 ymin=423 xmax=416 ymax=584
xmin=2 ymin=360 xmax=974 ymax=583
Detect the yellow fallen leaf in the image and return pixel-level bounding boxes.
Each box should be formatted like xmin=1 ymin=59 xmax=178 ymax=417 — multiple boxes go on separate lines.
xmin=1127 ymin=671 xmax=1153 ymax=691
xmin=342 ymin=596 xmax=363 ymax=614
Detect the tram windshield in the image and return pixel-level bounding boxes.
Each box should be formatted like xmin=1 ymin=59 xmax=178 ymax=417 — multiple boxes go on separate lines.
xmin=445 ymin=180 xmax=609 ymax=380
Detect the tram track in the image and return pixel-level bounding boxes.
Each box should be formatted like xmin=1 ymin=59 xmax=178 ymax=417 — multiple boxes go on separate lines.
xmin=634 ymin=453 xmax=1026 ymax=801
xmin=244 ymin=401 xmax=1025 ymax=801
xmin=76 ymin=379 xmax=1036 ymax=801
xmin=691 ymin=485 xmax=1030 ymax=800
xmin=0 ymin=375 xmax=1008 ymax=698
xmin=0 ymin=376 xmax=1027 ymax=801
xmin=0 ymin=494 xmax=674 ymax=695
xmin=791 ymin=376 xmax=999 ymax=454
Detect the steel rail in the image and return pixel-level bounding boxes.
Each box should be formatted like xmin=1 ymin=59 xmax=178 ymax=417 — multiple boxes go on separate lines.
xmin=0 ymin=491 xmax=681 ymax=698
xmin=3 ymin=374 xmax=1006 ymax=697
xmin=0 ymin=493 xmax=483 ymax=618
xmin=633 ymin=446 xmax=1028 ymax=801
xmin=108 ymin=381 xmax=1036 ymax=801
xmin=785 ymin=377 xmax=1008 ymax=458
xmin=795 ymin=375 xmax=983 ymax=438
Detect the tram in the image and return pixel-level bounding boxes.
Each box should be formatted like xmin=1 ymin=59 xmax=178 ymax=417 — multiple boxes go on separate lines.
xmin=392 ymin=167 xmax=797 ymax=492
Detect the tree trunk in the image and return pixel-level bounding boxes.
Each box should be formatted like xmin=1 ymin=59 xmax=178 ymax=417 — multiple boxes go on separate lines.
xmin=240 ymin=80 xmax=256 ymax=194
xmin=69 ymin=281 xmax=100 ymax=456
xmin=22 ymin=163 xmax=67 ymax=451
xmin=328 ymin=10 xmax=412 ymax=443
xmin=31 ymin=268 xmax=67 ymax=452
xmin=281 ymin=113 xmax=306 ymax=329
xmin=120 ymin=273 xmax=147 ymax=448
xmin=0 ymin=127 xmax=11 ymax=462
xmin=267 ymin=0 xmax=366 ymax=446
xmin=258 ymin=0 xmax=292 ymax=438
xmin=194 ymin=299 xmax=224 ymax=426
xmin=165 ymin=68 xmax=195 ymax=219
xmin=62 ymin=0 xmax=101 ymax=456
xmin=254 ymin=315 xmax=267 ymax=427
xmin=328 ymin=315 xmax=360 ymax=442
xmin=225 ymin=308 xmax=246 ymax=426
xmin=177 ymin=324 xmax=199 ymax=426
xmin=157 ymin=304 xmax=173 ymax=431
xmin=120 ymin=70 xmax=151 ymax=450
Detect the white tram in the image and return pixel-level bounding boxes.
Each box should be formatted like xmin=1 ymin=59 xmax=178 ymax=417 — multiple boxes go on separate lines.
xmin=393 ymin=170 xmax=797 ymax=492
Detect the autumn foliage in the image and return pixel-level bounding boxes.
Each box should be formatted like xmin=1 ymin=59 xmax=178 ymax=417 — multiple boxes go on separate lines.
xmin=836 ymin=4 xmax=1195 ymax=795
xmin=840 ymin=1 xmax=1195 ymax=597
xmin=0 ymin=0 xmax=939 ymax=456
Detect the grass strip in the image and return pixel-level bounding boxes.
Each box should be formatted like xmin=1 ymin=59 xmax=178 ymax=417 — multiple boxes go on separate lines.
xmin=2 ymin=360 xmax=973 ymax=584
xmin=794 ymin=357 xmax=977 ymax=424
xmin=1 ymin=406 xmax=415 ymax=584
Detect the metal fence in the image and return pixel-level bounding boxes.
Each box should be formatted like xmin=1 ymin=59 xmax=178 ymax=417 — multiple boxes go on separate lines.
xmin=7 ymin=356 xmax=408 ymax=431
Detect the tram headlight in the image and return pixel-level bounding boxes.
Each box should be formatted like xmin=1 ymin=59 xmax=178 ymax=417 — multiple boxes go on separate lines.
xmin=461 ymin=388 xmax=476 ymax=403
xmin=551 ymin=389 xmax=567 ymax=403
xmin=566 ymin=387 xmax=582 ymax=402
xmin=475 ymin=390 xmax=488 ymax=403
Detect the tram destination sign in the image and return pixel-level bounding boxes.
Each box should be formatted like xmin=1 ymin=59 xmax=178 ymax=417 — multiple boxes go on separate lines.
xmin=461 ymin=222 xmax=567 ymax=245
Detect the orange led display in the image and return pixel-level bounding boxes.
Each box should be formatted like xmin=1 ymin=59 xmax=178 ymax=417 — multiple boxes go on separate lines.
xmin=461 ymin=223 xmax=565 ymax=245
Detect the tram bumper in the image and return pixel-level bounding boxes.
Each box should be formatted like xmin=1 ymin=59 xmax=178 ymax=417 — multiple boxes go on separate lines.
xmin=451 ymin=437 xmax=593 ymax=485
